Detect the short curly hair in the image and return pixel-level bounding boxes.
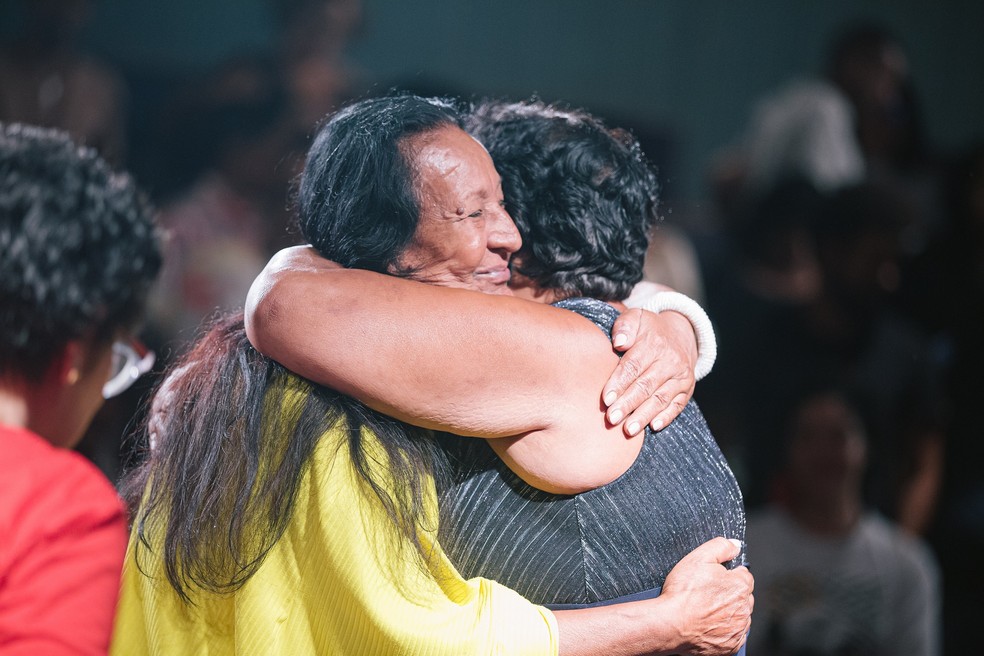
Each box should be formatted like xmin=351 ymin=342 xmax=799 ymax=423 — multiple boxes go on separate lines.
xmin=0 ymin=123 xmax=162 ymax=382
xmin=465 ymin=100 xmax=660 ymax=301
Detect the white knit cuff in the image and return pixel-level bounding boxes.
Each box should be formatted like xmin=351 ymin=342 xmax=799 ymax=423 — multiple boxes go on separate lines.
xmin=629 ymin=291 xmax=717 ymax=380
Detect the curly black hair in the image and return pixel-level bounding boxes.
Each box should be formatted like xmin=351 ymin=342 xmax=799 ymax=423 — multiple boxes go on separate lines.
xmin=0 ymin=123 xmax=163 ymax=382
xmin=465 ymin=100 xmax=661 ymax=302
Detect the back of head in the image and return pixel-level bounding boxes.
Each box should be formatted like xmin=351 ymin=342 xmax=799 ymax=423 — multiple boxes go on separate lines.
xmin=812 ymin=181 xmax=911 ymax=306
xmin=297 ymin=94 xmax=464 ymax=272
xmin=734 ymin=176 xmax=824 ymax=268
xmin=825 ymin=21 xmax=907 ymax=104
xmin=466 ymin=99 xmax=660 ymax=301
xmin=0 ymin=123 xmax=162 ymax=382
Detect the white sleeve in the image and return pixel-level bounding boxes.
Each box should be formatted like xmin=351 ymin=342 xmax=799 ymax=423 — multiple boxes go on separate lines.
xmin=625 ymin=288 xmax=717 ymax=380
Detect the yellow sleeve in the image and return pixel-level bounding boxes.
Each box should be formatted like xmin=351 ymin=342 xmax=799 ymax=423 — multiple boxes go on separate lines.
xmin=112 ymin=420 xmax=559 ymax=656
xmin=279 ymin=424 xmax=560 ymax=655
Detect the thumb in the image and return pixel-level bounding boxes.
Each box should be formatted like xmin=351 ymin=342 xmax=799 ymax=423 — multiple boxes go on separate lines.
xmin=685 ymin=536 xmax=743 ymax=565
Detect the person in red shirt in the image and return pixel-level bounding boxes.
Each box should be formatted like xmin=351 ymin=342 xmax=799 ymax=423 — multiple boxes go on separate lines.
xmin=0 ymin=122 xmax=161 ymax=655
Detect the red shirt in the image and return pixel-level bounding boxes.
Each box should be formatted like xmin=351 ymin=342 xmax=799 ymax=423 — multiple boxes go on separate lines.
xmin=0 ymin=424 xmax=128 ymax=655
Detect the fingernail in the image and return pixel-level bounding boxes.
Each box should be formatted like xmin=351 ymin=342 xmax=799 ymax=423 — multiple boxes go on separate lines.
xmin=651 ymin=418 xmax=664 ymax=431
xmin=627 ymin=421 xmax=640 ymax=435
xmin=612 ymin=333 xmax=627 ymax=348
xmin=728 ymin=538 xmax=743 ymax=550
xmin=604 ymin=390 xmax=617 ymax=406
xmin=609 ymin=408 xmax=623 ymax=424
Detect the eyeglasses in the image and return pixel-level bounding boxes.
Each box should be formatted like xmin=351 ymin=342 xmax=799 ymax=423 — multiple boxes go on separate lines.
xmin=102 ymin=338 xmax=156 ymax=399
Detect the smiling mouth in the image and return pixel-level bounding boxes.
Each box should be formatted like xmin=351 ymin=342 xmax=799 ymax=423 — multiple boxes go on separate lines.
xmin=475 ymin=267 xmax=511 ymax=285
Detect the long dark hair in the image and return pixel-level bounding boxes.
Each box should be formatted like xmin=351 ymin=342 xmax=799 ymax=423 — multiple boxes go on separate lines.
xmin=297 ymin=94 xmax=464 ymax=271
xmin=125 ymin=94 xmax=464 ymax=601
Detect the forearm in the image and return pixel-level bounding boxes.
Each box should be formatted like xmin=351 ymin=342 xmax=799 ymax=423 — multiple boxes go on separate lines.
xmin=553 ymin=537 xmax=753 ymax=656
xmin=246 ymin=262 xmax=611 ymax=436
xmin=555 ymin=599 xmax=682 ymax=656
xmin=245 ymin=247 xmax=698 ymax=492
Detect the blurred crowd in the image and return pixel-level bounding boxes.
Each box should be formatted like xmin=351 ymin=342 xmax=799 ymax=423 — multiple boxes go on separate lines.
xmin=1 ymin=1 xmax=980 ymax=654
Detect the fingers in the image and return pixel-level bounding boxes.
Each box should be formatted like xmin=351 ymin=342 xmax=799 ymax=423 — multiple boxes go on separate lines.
xmin=659 ymin=540 xmax=755 ymax=656
xmin=604 ymin=308 xmax=697 ymax=435
xmin=617 ymin=386 xmax=691 ymax=437
xmin=602 ymin=350 xmax=646 ymax=414
xmin=683 ymin=536 xmax=744 ymax=565
xmin=610 ymin=309 xmax=643 ymax=353
xmin=603 ymin=348 xmax=692 ymax=424
xmin=648 ymin=391 xmax=691 ymax=432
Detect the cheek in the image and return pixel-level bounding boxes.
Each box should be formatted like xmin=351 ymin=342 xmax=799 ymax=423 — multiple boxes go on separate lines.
xmin=455 ymin=230 xmax=489 ymax=266
xmin=435 ymin=225 xmax=487 ymax=273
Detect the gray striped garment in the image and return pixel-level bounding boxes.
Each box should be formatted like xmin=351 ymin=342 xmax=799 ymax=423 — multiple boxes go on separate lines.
xmin=436 ymin=297 xmax=746 ymax=605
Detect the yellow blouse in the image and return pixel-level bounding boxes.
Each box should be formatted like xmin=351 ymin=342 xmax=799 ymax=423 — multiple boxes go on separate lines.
xmin=111 ymin=389 xmax=558 ymax=655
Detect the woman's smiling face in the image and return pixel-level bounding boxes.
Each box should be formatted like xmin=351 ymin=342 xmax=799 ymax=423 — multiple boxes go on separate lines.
xmin=394 ymin=126 xmax=522 ymax=295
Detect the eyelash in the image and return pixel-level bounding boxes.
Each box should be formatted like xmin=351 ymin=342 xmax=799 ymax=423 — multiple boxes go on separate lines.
xmin=467 ymin=200 xmax=506 ymax=219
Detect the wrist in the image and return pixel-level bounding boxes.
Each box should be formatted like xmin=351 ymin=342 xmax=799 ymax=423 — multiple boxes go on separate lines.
xmin=630 ymin=291 xmax=717 ymax=380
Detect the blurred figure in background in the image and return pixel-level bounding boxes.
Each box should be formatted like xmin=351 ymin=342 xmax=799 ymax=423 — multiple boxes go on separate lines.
xmin=0 ymin=0 xmax=127 ymax=164
xmin=146 ymin=1 xmax=366 ymax=356
xmin=147 ymin=56 xmax=300 ymax=355
xmin=275 ymin=0 xmax=364 ymax=130
xmin=905 ymin=140 xmax=984 ymax=653
xmin=704 ymin=180 xmax=947 ymax=528
xmin=698 ymin=177 xmax=825 ymax=476
xmin=713 ymin=21 xmax=923 ymax=205
xmin=0 ymin=123 xmax=161 ymax=654
xmin=746 ymin=384 xmax=940 ymax=656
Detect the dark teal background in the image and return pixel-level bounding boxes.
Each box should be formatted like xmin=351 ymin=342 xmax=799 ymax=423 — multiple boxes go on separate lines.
xmin=4 ymin=0 xmax=981 ymax=200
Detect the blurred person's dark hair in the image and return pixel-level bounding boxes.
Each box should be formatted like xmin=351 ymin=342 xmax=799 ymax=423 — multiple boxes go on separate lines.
xmin=156 ymin=55 xmax=290 ymax=199
xmin=825 ymin=20 xmax=929 ymax=174
xmin=825 ymin=21 xmax=904 ymax=87
xmin=726 ymin=177 xmax=825 ymax=304
xmin=465 ymin=99 xmax=660 ymax=302
xmin=811 ymin=181 xmax=914 ymax=309
xmin=733 ymin=177 xmax=824 ymax=270
xmin=0 ymin=122 xmax=162 ymax=382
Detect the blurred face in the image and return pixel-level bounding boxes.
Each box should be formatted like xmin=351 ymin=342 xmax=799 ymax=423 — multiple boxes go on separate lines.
xmin=787 ymin=393 xmax=867 ymax=496
xmin=394 ymin=126 xmax=522 ymax=295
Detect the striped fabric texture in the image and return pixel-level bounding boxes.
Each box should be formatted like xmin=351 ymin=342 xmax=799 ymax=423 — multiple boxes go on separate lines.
xmin=437 ymin=298 xmax=747 ymax=605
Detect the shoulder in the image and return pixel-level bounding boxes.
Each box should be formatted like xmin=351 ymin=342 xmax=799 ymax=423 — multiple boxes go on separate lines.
xmin=860 ymin=513 xmax=940 ymax=579
xmin=1 ymin=426 xmax=124 ymax=544
xmin=552 ymin=297 xmax=619 ymax=337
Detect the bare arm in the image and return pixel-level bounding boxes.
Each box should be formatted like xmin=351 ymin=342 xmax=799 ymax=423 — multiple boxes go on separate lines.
xmin=246 ymin=247 xmax=639 ymax=491
xmin=245 ymin=246 xmax=696 ymax=492
xmin=555 ymin=538 xmax=753 ymax=656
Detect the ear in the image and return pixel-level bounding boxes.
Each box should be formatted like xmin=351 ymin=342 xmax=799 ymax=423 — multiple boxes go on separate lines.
xmin=48 ymin=340 xmax=86 ymax=387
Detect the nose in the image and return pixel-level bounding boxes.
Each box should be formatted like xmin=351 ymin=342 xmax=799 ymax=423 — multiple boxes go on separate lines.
xmin=488 ymin=205 xmax=522 ymax=256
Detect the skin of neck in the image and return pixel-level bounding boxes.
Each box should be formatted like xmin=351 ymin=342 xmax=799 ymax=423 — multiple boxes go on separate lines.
xmin=0 ymin=382 xmax=31 ymax=428
xmin=0 ymin=377 xmax=65 ymax=442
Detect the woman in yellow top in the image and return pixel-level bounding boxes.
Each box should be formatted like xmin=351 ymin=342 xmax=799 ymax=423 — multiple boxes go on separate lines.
xmin=113 ymin=95 xmax=751 ymax=655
